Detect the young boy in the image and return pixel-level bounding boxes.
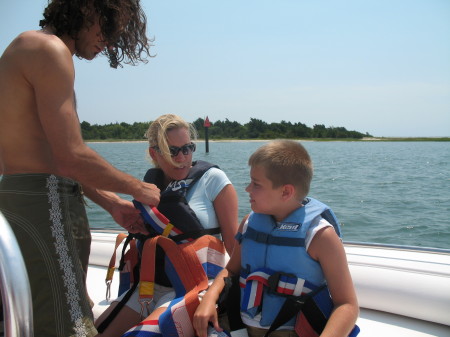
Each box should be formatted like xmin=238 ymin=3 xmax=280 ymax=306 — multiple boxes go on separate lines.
xmin=193 ymin=140 xmax=359 ymax=337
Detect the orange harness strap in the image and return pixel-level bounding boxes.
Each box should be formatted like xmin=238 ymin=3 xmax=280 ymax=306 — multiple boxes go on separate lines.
xmin=128 ymin=235 xmax=225 ymax=337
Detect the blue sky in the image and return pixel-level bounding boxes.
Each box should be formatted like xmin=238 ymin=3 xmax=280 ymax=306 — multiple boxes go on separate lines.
xmin=1 ymin=0 xmax=449 ymax=137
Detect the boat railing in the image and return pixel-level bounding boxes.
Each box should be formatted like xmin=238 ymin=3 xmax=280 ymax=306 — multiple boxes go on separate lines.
xmin=0 ymin=212 xmax=33 ymax=337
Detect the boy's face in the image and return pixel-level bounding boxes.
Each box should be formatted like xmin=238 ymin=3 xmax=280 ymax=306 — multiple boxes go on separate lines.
xmin=246 ymin=165 xmax=284 ymax=216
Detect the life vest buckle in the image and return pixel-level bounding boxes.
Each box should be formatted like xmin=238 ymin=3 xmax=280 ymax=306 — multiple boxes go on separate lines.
xmin=267 ymin=271 xmax=297 ymax=296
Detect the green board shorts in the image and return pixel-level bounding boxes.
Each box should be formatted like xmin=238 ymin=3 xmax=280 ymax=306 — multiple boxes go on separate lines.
xmin=0 ymin=173 xmax=97 ymax=337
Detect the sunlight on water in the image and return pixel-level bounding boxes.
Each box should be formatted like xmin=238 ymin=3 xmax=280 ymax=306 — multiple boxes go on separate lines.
xmin=87 ymin=141 xmax=450 ymax=249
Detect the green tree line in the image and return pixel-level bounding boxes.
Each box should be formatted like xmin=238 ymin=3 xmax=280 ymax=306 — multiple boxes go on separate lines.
xmin=81 ymin=118 xmax=371 ymax=140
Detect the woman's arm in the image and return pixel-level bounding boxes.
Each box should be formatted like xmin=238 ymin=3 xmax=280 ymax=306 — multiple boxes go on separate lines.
xmin=309 ymin=227 xmax=359 ymax=337
xmin=213 ymin=184 xmax=239 ymax=254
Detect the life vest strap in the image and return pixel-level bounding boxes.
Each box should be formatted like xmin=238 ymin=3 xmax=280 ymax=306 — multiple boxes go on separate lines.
xmin=243 ymin=227 xmax=306 ymax=247
xmin=240 ymin=268 xmax=312 ymax=311
xmin=239 ymin=268 xmax=341 ymax=337
xmin=264 ymin=283 xmax=327 ymax=337
xmin=260 ymin=278 xmax=360 ymax=337
xmin=170 ymin=227 xmax=221 ymax=242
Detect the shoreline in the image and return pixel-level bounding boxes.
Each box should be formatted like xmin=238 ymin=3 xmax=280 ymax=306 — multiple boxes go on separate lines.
xmin=86 ymin=137 xmax=450 ymax=143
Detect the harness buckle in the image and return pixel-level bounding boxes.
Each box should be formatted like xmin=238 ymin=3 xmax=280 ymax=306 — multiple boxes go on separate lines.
xmin=139 ymin=299 xmax=153 ymax=319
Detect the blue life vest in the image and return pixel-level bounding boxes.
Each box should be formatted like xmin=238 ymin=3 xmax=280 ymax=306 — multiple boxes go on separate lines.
xmin=239 ymin=197 xmax=341 ymax=328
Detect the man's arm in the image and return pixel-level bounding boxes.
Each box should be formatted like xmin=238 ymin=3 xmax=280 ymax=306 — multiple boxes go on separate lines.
xmin=83 ymin=186 xmax=149 ymax=234
xmin=30 ymin=34 xmax=159 ymax=206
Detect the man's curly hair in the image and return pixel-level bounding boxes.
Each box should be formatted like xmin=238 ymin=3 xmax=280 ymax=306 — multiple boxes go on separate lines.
xmin=39 ymin=0 xmax=153 ymax=68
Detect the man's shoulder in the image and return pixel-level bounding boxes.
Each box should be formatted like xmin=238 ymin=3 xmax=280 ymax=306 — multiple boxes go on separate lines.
xmin=7 ymin=30 xmax=70 ymax=60
xmin=3 ymin=30 xmax=74 ymax=84
xmin=37 ymin=30 xmax=70 ymax=53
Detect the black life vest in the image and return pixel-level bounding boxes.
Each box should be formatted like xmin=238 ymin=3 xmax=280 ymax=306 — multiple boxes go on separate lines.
xmin=143 ymin=160 xmax=222 ymax=286
xmin=143 ymin=160 xmax=220 ymax=241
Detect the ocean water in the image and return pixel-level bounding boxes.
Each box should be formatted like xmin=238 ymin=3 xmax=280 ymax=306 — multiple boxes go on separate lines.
xmin=86 ymin=141 xmax=450 ymax=249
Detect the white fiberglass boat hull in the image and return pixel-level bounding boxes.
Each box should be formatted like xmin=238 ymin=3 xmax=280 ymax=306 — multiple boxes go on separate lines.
xmin=88 ymin=231 xmax=450 ymax=337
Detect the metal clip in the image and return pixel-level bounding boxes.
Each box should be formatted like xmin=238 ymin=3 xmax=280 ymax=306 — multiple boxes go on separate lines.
xmin=139 ymin=299 xmax=153 ymax=319
xmin=105 ymin=280 xmax=111 ymax=302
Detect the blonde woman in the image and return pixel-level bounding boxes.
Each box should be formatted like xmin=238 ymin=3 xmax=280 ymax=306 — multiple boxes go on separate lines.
xmin=95 ymin=114 xmax=239 ymax=336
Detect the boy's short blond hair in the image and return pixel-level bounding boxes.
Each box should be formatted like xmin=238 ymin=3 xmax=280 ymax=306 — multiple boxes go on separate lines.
xmin=248 ymin=140 xmax=313 ymax=199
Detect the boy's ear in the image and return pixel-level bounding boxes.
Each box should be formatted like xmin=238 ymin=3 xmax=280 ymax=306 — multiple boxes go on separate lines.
xmin=281 ymin=184 xmax=296 ymax=200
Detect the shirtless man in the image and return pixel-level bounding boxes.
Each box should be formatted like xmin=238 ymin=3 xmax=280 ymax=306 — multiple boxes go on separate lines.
xmin=0 ymin=1 xmax=159 ymax=336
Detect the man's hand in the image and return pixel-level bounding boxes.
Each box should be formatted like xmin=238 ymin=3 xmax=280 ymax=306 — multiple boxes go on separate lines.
xmin=110 ymin=198 xmax=149 ymax=234
xmin=133 ymin=182 xmax=160 ymax=207
xmin=83 ymin=185 xmax=158 ymax=234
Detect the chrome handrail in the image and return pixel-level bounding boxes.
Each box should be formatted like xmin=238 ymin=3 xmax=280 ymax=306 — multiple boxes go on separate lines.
xmin=0 ymin=212 xmax=33 ymax=337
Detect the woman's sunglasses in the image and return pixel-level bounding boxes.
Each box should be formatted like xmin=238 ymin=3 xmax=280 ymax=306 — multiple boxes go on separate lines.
xmin=153 ymin=142 xmax=196 ymax=157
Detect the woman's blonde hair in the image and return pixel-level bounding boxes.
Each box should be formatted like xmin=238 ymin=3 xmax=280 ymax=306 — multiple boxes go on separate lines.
xmin=248 ymin=140 xmax=313 ymax=199
xmin=145 ymin=114 xmax=198 ymax=167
